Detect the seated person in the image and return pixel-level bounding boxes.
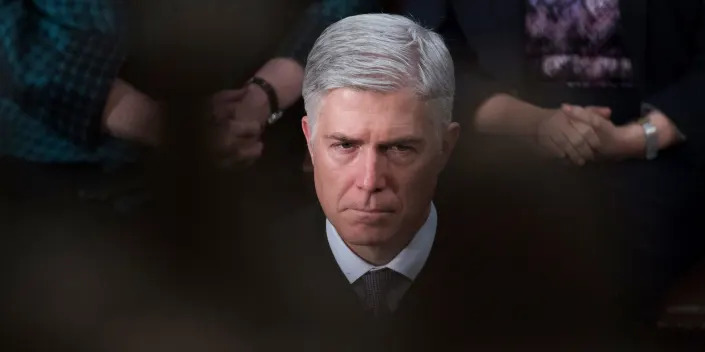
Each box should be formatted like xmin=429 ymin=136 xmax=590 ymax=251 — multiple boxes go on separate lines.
xmin=243 ymin=13 xmax=616 ymax=351
xmin=251 ymin=0 xmax=705 ymax=330
xmin=0 ymin=0 xmax=156 ymax=164
xmin=0 ymin=0 xmax=290 ymax=167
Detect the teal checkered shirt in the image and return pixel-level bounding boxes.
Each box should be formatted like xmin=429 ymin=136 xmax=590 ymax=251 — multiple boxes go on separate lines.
xmin=0 ymin=0 xmax=135 ymax=163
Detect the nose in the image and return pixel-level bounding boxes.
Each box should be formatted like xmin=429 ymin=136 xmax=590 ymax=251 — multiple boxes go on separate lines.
xmin=355 ymin=147 xmax=387 ymax=192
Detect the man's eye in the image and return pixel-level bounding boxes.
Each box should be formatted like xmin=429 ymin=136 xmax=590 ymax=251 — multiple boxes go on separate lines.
xmin=390 ymin=144 xmax=413 ymax=153
xmin=333 ymin=142 xmax=357 ymax=152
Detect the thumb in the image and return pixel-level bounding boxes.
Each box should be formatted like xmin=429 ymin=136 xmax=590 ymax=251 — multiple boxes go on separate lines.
xmin=587 ymin=106 xmax=612 ymax=119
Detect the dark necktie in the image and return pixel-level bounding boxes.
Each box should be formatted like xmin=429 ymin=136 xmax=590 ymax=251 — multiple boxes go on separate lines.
xmin=356 ymin=268 xmax=407 ymax=317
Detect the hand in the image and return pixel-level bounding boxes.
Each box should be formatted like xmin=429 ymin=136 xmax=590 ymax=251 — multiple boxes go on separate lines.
xmin=561 ymin=105 xmax=644 ymax=161
xmin=103 ymin=79 xmax=162 ymax=146
xmin=535 ymin=107 xmax=607 ymax=165
xmin=210 ymin=86 xmax=269 ymax=166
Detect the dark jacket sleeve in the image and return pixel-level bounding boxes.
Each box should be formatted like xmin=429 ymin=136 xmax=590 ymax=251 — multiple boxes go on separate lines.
xmin=644 ymin=3 xmax=705 ymax=155
xmin=276 ymin=0 xmax=384 ymax=66
xmin=0 ymin=0 xmax=127 ymax=148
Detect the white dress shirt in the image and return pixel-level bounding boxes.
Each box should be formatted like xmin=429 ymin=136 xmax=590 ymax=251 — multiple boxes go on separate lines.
xmin=325 ymin=203 xmax=437 ymax=310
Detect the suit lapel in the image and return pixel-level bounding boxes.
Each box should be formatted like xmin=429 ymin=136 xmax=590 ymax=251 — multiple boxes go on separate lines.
xmin=302 ymin=206 xmax=367 ymax=317
xmin=619 ymin=0 xmax=648 ymax=92
xmin=394 ymin=212 xmax=457 ymax=316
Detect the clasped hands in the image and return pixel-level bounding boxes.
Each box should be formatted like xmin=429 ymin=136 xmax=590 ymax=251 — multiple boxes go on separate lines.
xmin=105 ymin=78 xmax=272 ymax=167
xmin=535 ymin=104 xmax=641 ymax=165
xmin=210 ymin=84 xmax=271 ymax=167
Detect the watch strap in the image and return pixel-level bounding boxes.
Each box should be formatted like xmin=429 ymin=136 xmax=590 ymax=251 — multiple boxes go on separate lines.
xmin=248 ymin=77 xmax=284 ymax=125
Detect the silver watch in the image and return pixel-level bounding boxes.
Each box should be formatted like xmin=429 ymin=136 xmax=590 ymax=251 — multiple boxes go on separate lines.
xmin=639 ymin=116 xmax=659 ymax=160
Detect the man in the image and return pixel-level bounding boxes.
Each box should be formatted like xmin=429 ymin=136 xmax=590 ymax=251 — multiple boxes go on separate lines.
xmin=244 ymin=13 xmax=616 ymax=351
xmin=242 ymin=0 xmax=705 ymax=330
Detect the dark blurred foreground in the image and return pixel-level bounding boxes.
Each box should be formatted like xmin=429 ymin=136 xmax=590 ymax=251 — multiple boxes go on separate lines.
xmin=3 ymin=124 xmax=705 ymax=350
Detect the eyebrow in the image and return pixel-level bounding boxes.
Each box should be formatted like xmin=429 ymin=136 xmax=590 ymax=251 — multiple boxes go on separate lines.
xmin=323 ymin=133 xmax=424 ymax=146
xmin=323 ymin=133 xmax=362 ymax=144
xmin=380 ymin=137 xmax=424 ymax=147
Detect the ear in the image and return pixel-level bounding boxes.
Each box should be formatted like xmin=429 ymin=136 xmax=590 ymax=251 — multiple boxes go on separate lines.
xmin=438 ymin=122 xmax=461 ymax=170
xmin=302 ymin=116 xmax=314 ymax=160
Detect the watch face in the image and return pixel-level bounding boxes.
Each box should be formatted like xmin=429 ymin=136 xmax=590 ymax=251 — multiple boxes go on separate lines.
xmin=641 ymin=121 xmax=659 ymax=160
xmin=267 ymin=111 xmax=284 ymax=125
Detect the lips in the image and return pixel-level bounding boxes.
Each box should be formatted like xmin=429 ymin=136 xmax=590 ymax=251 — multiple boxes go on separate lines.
xmin=346 ymin=209 xmax=394 ymax=224
xmin=350 ymin=208 xmax=394 ymax=214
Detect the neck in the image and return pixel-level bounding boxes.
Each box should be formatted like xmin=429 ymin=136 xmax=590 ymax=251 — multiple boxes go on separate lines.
xmin=347 ymin=204 xmax=431 ymax=266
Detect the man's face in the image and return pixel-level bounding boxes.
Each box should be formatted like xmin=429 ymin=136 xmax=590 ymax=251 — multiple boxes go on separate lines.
xmin=302 ymin=88 xmax=459 ymax=247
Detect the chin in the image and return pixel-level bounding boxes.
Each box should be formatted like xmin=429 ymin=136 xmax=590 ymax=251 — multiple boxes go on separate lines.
xmin=338 ymin=224 xmax=396 ymax=247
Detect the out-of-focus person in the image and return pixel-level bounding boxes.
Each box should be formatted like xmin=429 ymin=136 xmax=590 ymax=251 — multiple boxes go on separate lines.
xmin=209 ymin=0 xmax=384 ymax=167
xmin=0 ymin=0 xmax=161 ymax=165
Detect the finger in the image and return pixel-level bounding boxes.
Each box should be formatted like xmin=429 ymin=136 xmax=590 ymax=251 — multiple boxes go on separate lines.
xmin=214 ymin=136 xmax=261 ymax=161
xmin=215 ymin=140 xmax=263 ymax=167
xmin=570 ymin=119 xmax=601 ymax=150
xmin=564 ymin=144 xmax=586 ymax=166
xmin=216 ymin=119 xmax=262 ymax=142
xmin=538 ymin=136 xmax=566 ymax=158
xmin=212 ymin=102 xmax=237 ymax=123
xmin=559 ymin=120 xmax=595 ymax=161
xmin=212 ymin=89 xmax=248 ymax=105
xmin=553 ymin=133 xmax=585 ymax=166
xmin=562 ymin=105 xmax=602 ymax=129
xmin=574 ymin=139 xmax=595 ymax=161
xmin=230 ymin=119 xmax=263 ymax=138
xmin=586 ymin=106 xmax=612 ymax=119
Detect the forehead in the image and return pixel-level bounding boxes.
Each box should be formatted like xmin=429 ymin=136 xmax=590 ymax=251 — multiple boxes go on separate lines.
xmin=315 ymin=88 xmax=432 ymax=139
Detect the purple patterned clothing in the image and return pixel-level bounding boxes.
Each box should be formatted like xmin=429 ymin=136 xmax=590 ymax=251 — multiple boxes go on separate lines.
xmin=525 ymin=0 xmax=633 ymax=88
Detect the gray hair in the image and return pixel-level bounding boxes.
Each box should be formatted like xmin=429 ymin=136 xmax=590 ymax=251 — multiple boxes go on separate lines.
xmin=302 ymin=13 xmax=455 ymax=135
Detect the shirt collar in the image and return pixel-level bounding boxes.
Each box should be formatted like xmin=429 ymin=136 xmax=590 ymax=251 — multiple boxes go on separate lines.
xmin=325 ymin=203 xmax=437 ymax=284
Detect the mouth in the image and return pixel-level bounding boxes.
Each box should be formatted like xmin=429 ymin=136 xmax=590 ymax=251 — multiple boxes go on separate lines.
xmin=344 ymin=208 xmax=396 ymax=224
xmin=349 ymin=208 xmax=395 ymax=214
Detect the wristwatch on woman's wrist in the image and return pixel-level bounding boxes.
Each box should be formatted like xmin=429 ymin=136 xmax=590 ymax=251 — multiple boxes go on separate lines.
xmin=638 ymin=104 xmax=659 ymax=160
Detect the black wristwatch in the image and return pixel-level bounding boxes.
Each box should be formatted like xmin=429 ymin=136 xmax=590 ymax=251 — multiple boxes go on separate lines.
xmin=248 ymin=77 xmax=284 ymax=125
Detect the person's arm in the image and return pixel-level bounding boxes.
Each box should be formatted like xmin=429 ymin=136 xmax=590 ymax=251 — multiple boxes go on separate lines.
xmin=236 ymin=0 xmax=384 ymax=115
xmin=208 ymin=0 xmax=384 ymax=166
xmin=215 ymin=0 xmax=382 ymax=126
xmin=565 ymin=4 xmax=705 ymax=161
xmin=102 ymin=79 xmax=162 ymax=146
xmin=235 ymin=58 xmax=305 ymax=119
xmin=640 ymin=3 xmax=705 ymax=154
xmin=0 ymin=0 xmax=128 ymax=148
xmin=474 ymin=93 xmax=552 ymax=135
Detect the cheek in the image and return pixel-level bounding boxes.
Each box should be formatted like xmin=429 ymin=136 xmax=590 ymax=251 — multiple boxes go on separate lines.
xmin=313 ymin=154 xmax=356 ymax=200
xmin=393 ymin=164 xmax=438 ymax=202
